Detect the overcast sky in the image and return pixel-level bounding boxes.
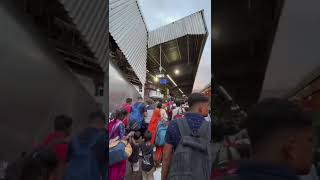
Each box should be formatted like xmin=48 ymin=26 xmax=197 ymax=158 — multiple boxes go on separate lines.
xmin=139 ymin=0 xmax=211 ymax=92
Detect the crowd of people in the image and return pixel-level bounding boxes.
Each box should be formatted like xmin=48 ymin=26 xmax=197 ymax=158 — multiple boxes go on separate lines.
xmin=2 ymin=93 xmax=319 ymax=180
xmin=109 ymin=93 xmax=320 ymax=180
xmin=108 ymin=95 xmax=191 ymax=180
xmin=4 ymin=112 xmax=108 ymax=180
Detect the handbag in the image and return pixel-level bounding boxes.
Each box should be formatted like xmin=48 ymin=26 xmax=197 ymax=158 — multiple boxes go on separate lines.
xmin=109 ymin=140 xmax=132 ymax=166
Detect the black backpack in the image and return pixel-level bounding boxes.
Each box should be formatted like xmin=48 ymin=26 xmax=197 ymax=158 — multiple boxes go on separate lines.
xmin=168 ymin=118 xmax=211 ymax=180
xmin=141 ymin=144 xmax=154 ymax=172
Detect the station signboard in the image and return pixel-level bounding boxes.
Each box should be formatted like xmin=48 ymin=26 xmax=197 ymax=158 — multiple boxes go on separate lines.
xmin=160 ymin=78 xmax=168 ymax=85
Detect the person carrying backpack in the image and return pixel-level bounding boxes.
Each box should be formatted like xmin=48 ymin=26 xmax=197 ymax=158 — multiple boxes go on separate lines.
xmin=141 ymin=131 xmax=156 ymax=180
xmin=129 ymin=97 xmax=146 ymax=134
xmin=162 ymin=93 xmax=211 ymax=180
xmin=148 ymin=103 xmax=162 ymax=145
xmin=64 ymin=112 xmax=108 ymax=180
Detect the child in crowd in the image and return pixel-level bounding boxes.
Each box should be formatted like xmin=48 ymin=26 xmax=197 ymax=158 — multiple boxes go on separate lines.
xmin=141 ymin=131 xmax=155 ymax=180
xmin=129 ymin=131 xmax=142 ymax=180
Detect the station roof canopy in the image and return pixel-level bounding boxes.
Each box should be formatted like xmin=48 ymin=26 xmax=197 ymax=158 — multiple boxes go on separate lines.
xmin=260 ymin=0 xmax=320 ymax=100
xmin=147 ymin=10 xmax=208 ymax=96
xmin=58 ymin=0 xmax=109 ymax=72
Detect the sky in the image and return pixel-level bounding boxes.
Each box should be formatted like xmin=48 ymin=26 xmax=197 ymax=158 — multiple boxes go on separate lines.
xmin=139 ymin=0 xmax=212 ymax=92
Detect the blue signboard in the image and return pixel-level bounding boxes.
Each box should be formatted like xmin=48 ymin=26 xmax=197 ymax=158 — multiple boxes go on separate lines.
xmin=160 ymin=78 xmax=168 ymax=85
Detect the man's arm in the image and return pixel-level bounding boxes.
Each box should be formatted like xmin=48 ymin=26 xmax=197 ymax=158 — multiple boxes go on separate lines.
xmin=161 ymin=143 xmax=173 ymax=180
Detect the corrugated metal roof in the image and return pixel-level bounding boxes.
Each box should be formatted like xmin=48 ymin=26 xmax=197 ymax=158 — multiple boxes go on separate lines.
xmin=57 ymin=0 xmax=109 ymax=72
xmin=109 ymin=0 xmax=148 ymax=85
xmin=148 ymin=10 xmax=208 ymax=48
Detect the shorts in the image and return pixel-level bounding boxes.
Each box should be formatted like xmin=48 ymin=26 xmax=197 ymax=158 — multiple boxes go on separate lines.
xmin=131 ymin=162 xmax=139 ymax=172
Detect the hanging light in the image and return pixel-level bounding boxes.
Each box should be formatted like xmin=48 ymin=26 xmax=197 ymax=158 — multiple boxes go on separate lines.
xmin=174 ymin=69 xmax=180 ymax=75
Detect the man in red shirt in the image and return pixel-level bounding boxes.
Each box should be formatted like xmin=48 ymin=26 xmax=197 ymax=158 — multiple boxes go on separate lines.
xmin=122 ymin=98 xmax=132 ymax=127
xmin=42 ymin=115 xmax=73 ymax=179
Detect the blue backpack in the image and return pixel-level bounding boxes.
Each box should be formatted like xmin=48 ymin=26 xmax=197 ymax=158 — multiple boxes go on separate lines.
xmin=155 ymin=121 xmax=167 ymax=146
xmin=64 ymin=130 xmax=107 ymax=180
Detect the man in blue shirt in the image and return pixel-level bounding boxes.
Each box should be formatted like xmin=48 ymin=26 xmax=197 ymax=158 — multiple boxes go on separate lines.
xmin=64 ymin=112 xmax=108 ymax=180
xmin=161 ymin=93 xmax=210 ymax=179
xmin=129 ymin=97 xmax=146 ymax=133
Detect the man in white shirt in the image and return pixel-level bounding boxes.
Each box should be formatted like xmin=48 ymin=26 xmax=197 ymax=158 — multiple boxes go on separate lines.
xmin=171 ymin=101 xmax=185 ymax=120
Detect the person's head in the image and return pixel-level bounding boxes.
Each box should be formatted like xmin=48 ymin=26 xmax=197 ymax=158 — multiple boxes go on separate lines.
xmin=146 ymin=98 xmax=154 ymax=105
xmin=172 ymin=104 xmax=177 ymax=109
xmin=88 ymin=111 xmax=106 ymax=130
xmin=144 ymin=131 xmax=152 ymax=143
xmin=175 ymin=101 xmax=181 ymax=107
xmin=54 ymin=115 xmax=73 ymax=136
xmin=126 ymin=98 xmax=133 ymax=104
xmin=116 ymin=108 xmax=128 ymax=120
xmin=18 ymin=148 xmax=58 ymax=180
xmin=187 ymin=93 xmax=209 ymax=117
xmin=246 ymin=98 xmax=314 ymax=175
xmin=133 ymin=131 xmax=141 ymax=140
xmin=157 ymin=103 xmax=162 ymax=109
xmin=137 ymin=96 xmax=143 ymax=102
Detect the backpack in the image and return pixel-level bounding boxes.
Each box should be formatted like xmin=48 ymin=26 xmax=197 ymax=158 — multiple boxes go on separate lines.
xmin=155 ymin=121 xmax=167 ymax=146
xmin=168 ymin=118 xmax=211 ymax=180
xmin=141 ymin=144 xmax=154 ymax=172
xmin=64 ymin=131 xmax=106 ymax=180
xmin=173 ymin=107 xmax=185 ymax=119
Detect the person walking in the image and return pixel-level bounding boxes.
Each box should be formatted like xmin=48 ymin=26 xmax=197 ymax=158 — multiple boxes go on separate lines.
xmin=148 ymin=103 xmax=162 ymax=145
xmin=108 ymin=108 xmax=132 ymax=180
xmin=154 ymin=103 xmax=168 ymax=166
xmin=41 ymin=115 xmax=72 ymax=180
xmin=171 ymin=101 xmax=185 ymax=120
xmin=129 ymin=97 xmax=146 ymax=134
xmin=144 ymin=99 xmax=156 ymax=131
xmin=64 ymin=112 xmax=108 ymax=180
xmin=141 ymin=132 xmax=156 ymax=180
xmin=122 ymin=98 xmax=132 ymax=128
xmin=162 ymin=93 xmax=211 ymax=180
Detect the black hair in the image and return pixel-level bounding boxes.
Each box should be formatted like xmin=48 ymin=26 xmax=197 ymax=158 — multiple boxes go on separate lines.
xmin=187 ymin=93 xmax=209 ymax=108
xmin=134 ymin=131 xmax=141 ymax=140
xmin=175 ymin=101 xmax=181 ymax=107
xmin=54 ymin=115 xmax=73 ymax=131
xmin=118 ymin=108 xmax=128 ymax=120
xmin=88 ymin=111 xmax=106 ymax=123
xmin=137 ymin=96 xmax=143 ymax=101
xmin=144 ymin=131 xmax=152 ymax=142
xmin=126 ymin=98 xmax=132 ymax=103
xmin=157 ymin=103 xmax=162 ymax=109
xmin=246 ymin=98 xmax=312 ymax=147
xmin=6 ymin=148 xmax=58 ymax=180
